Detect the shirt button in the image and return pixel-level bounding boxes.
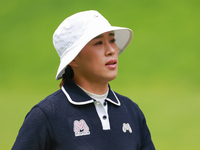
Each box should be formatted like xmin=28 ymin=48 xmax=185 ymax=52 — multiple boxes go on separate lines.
xmin=103 ymin=115 xmax=107 ymax=120
xmin=103 ymin=101 xmax=107 ymax=106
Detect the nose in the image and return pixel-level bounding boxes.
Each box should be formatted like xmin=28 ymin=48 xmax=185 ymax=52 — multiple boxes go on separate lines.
xmin=105 ymin=41 xmax=118 ymax=56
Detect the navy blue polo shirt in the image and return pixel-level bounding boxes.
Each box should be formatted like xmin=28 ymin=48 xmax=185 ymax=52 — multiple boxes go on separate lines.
xmin=12 ymin=79 xmax=155 ymax=150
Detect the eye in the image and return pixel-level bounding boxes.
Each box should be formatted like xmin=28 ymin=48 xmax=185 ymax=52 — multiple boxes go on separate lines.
xmin=110 ymin=38 xmax=116 ymax=43
xmin=94 ymin=41 xmax=103 ymax=45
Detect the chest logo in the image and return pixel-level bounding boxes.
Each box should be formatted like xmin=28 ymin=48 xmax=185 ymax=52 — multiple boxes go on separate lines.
xmin=74 ymin=119 xmax=90 ymax=137
xmin=122 ymin=123 xmax=132 ymax=133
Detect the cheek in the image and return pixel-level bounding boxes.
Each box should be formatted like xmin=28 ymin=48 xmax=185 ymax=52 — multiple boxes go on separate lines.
xmin=114 ymin=44 xmax=118 ymax=54
xmin=79 ymin=53 xmax=98 ymax=67
xmin=110 ymin=42 xmax=118 ymax=55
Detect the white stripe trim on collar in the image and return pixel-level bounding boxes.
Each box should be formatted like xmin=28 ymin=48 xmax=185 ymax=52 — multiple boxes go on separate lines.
xmin=106 ymin=90 xmax=121 ymax=106
xmin=61 ymin=86 xmax=94 ymax=105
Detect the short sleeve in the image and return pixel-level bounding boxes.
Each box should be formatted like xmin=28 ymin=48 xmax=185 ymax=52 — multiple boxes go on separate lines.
xmin=139 ymin=108 xmax=155 ymax=150
xmin=12 ymin=106 xmax=53 ymax=150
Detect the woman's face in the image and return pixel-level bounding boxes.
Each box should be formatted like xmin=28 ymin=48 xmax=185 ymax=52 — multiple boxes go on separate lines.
xmin=72 ymin=31 xmax=119 ymax=84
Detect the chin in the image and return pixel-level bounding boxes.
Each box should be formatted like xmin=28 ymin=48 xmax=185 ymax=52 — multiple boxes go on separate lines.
xmin=106 ymin=74 xmax=118 ymax=82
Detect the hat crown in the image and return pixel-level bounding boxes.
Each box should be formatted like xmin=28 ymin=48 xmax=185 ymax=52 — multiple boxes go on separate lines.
xmin=53 ymin=10 xmax=110 ymax=59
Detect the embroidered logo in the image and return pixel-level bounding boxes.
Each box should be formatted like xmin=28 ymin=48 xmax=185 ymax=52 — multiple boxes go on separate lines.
xmin=74 ymin=119 xmax=90 ymax=137
xmin=122 ymin=123 xmax=132 ymax=133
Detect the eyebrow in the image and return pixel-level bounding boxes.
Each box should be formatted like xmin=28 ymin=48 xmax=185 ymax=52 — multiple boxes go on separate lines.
xmin=92 ymin=32 xmax=115 ymax=40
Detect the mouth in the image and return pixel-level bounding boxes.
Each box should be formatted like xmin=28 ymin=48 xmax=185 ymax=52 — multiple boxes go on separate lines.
xmin=105 ymin=59 xmax=117 ymax=68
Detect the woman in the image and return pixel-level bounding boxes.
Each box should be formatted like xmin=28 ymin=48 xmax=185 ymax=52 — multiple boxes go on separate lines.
xmin=12 ymin=10 xmax=155 ymax=150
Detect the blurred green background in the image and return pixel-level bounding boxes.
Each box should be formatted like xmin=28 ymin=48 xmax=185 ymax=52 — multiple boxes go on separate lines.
xmin=1 ymin=0 xmax=200 ymax=149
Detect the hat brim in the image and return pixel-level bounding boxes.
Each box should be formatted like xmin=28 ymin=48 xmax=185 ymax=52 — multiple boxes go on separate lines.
xmin=56 ymin=26 xmax=133 ymax=80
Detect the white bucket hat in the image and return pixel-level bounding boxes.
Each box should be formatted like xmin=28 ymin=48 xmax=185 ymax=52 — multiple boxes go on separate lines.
xmin=53 ymin=10 xmax=133 ymax=80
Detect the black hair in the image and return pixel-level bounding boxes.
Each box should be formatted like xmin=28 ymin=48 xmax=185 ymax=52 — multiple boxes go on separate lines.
xmin=62 ymin=65 xmax=74 ymax=81
xmin=59 ymin=65 xmax=74 ymax=88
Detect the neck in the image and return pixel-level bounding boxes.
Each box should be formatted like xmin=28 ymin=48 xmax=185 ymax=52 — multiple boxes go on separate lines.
xmin=72 ymin=76 xmax=109 ymax=95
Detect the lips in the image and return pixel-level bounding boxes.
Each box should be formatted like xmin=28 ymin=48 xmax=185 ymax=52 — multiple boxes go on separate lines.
xmin=105 ymin=59 xmax=117 ymax=68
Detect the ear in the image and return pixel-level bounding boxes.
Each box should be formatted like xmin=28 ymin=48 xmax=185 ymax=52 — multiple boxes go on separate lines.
xmin=69 ymin=59 xmax=78 ymax=67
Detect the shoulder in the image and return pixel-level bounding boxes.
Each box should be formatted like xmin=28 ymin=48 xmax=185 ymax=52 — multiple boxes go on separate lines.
xmin=38 ymin=89 xmax=66 ymax=108
xmin=28 ymin=89 xmax=67 ymax=119
xmin=113 ymin=91 xmax=145 ymax=117
xmin=114 ymin=91 xmax=139 ymax=108
xmin=38 ymin=89 xmax=65 ymax=106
